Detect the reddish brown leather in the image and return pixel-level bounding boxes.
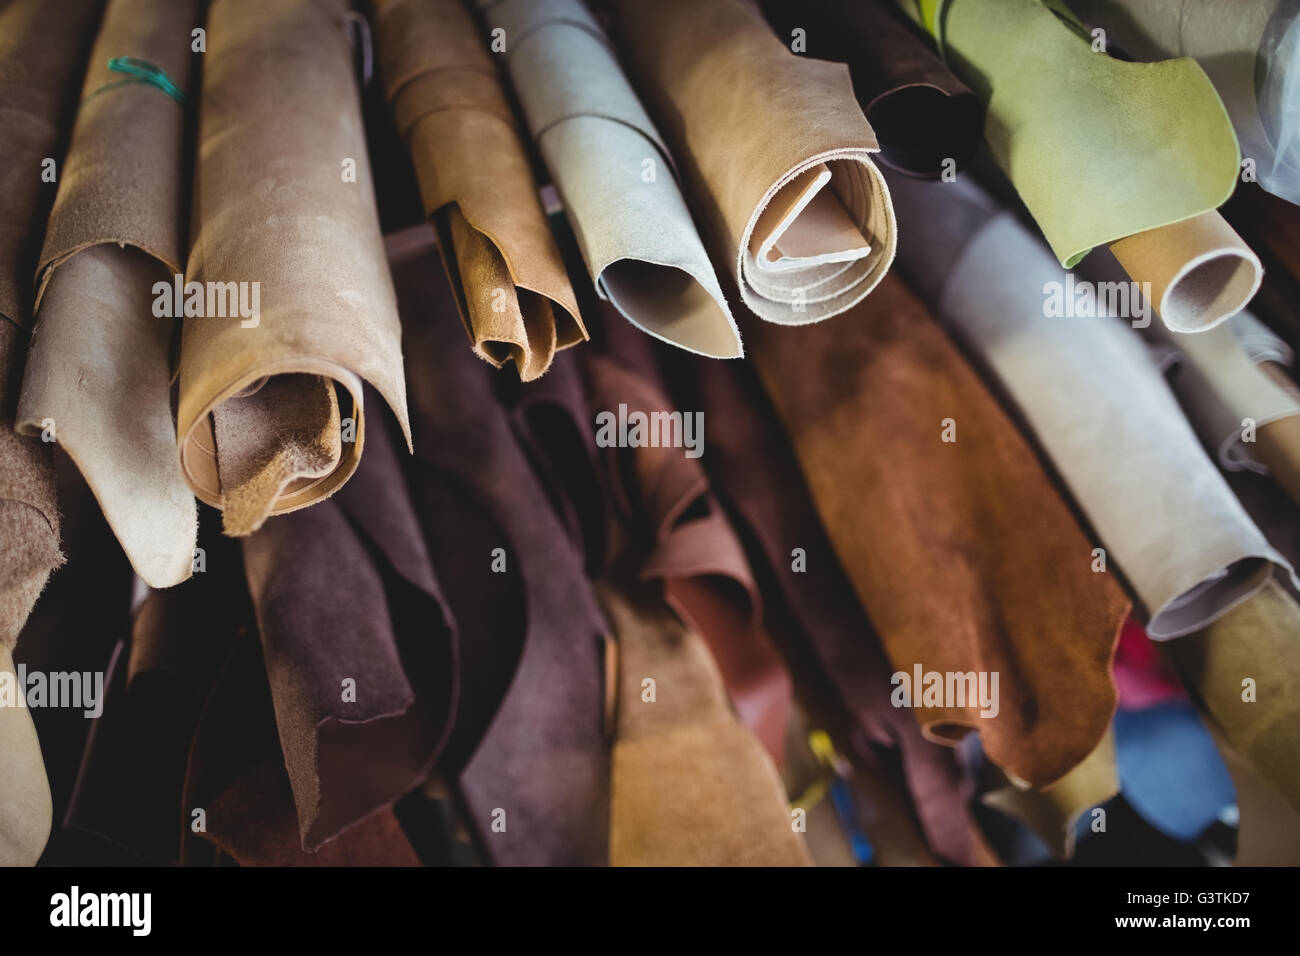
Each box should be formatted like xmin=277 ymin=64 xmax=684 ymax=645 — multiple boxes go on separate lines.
xmin=750 ymin=275 xmax=1131 ymax=789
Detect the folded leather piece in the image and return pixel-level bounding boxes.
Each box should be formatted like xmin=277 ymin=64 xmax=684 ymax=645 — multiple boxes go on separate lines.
xmin=0 ymin=0 xmax=102 ymax=644
xmin=981 ymin=728 xmax=1118 ymax=860
xmin=887 ymin=172 xmax=1295 ymax=639
xmin=17 ymin=0 xmax=199 ymax=589
xmin=610 ymin=0 xmax=895 ymax=325
xmin=510 ymin=335 xmax=793 ymax=763
xmin=240 ymin=403 xmax=456 ymax=852
xmin=902 ymin=0 xmax=1248 ymax=331
xmin=1068 ymin=0 xmax=1300 ymax=206
xmin=179 ymin=0 xmax=411 ymax=535
xmin=638 ymin=327 xmax=997 ymax=866
xmin=476 ymin=0 xmax=740 ymax=358
xmin=749 ymin=274 xmax=1130 ymax=789
xmin=1167 ymin=579 xmax=1300 ymax=816
xmin=1112 ymin=700 xmax=1234 ymax=842
xmin=759 ymin=0 xmax=982 ymax=178
xmin=602 ymin=581 xmax=810 ymax=867
xmin=1146 ymin=309 xmax=1300 ymax=481
xmin=372 ymin=0 xmax=584 ymax=381
xmin=182 ymin=625 xmax=421 ymax=867
xmin=390 ymin=227 xmax=610 ymax=865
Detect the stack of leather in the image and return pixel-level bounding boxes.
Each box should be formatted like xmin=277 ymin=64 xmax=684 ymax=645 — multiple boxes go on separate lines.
xmin=4 ymin=0 xmax=1300 ymax=869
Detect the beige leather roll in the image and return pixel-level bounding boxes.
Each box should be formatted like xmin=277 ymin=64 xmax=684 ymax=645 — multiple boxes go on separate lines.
xmin=18 ymin=0 xmax=200 ymax=588
xmin=609 ymin=0 xmax=896 ymax=324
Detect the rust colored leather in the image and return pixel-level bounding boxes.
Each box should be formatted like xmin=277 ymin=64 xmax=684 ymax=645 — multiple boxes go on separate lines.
xmin=750 ymin=275 xmax=1131 ymax=789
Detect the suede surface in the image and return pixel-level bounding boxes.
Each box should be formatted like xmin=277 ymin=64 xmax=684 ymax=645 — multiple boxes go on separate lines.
xmin=16 ymin=0 xmax=199 ymax=587
xmin=477 ymin=0 xmax=740 ymax=358
xmin=750 ymin=275 xmax=1130 ymax=790
xmin=901 ymin=0 xmax=1239 ymax=268
xmin=0 ymin=0 xmax=102 ymax=645
xmin=179 ymin=0 xmax=411 ymax=534
xmin=391 ymin=229 xmax=610 ymax=866
xmin=888 ymin=171 xmax=1294 ymax=639
xmin=1147 ymin=310 xmax=1300 ymax=480
xmin=610 ymin=0 xmax=896 ymax=325
xmin=240 ymin=403 xmax=456 ymax=852
xmin=1067 ymin=0 xmax=1300 ymax=206
xmin=374 ymin=0 xmax=584 ymax=381
xmin=981 ymin=728 xmax=1118 ymax=860
xmin=629 ymin=323 xmax=999 ymax=866
xmin=511 ymin=335 xmax=793 ymax=763
xmin=602 ymin=581 xmax=810 ymax=866
xmin=1168 ymin=579 xmax=1300 ymax=816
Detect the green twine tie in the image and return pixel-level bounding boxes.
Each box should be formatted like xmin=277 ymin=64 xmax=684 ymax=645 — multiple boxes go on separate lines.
xmin=82 ymin=56 xmax=185 ymax=107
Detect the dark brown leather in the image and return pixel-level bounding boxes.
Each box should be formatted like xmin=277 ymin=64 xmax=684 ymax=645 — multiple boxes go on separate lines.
xmin=392 ymin=230 xmax=611 ymax=866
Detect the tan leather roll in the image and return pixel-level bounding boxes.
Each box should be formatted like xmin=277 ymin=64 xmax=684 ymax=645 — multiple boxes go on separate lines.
xmin=373 ymin=0 xmax=584 ymax=381
xmin=609 ymin=0 xmax=896 ymax=324
xmin=178 ymin=0 xmax=411 ymax=536
xmin=18 ymin=0 xmax=200 ymax=588
xmin=1109 ymin=211 xmax=1263 ymax=333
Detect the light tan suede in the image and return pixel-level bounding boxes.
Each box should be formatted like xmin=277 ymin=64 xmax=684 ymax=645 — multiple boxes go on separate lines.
xmin=17 ymin=0 xmax=200 ymax=588
xmin=21 ymin=249 xmax=195 ymax=584
xmin=0 ymin=643 xmax=52 ymax=866
xmin=444 ymin=205 xmax=558 ymax=382
xmin=210 ymin=374 xmax=343 ymax=538
xmin=374 ymin=0 xmax=583 ymax=381
xmin=981 ymin=729 xmax=1118 ymax=860
xmin=179 ymin=0 xmax=410 ymax=535
xmin=751 ymin=276 xmax=1129 ymax=789
xmin=604 ymin=582 xmax=811 ymax=866
xmin=1109 ymin=211 xmax=1263 ymax=333
xmin=1167 ymin=580 xmax=1300 ymax=815
xmin=609 ymin=0 xmax=896 ymax=324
